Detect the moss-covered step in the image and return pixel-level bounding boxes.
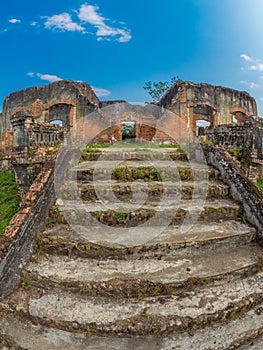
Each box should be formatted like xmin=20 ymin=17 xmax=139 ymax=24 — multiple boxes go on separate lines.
xmin=70 ymin=161 xmax=219 ymax=182
xmin=37 ymin=221 xmax=256 ymax=260
xmin=80 ymin=149 xmax=188 ymax=162
xmin=58 ymin=180 xmax=230 ymax=202
xmin=57 ymin=198 xmax=242 ymax=227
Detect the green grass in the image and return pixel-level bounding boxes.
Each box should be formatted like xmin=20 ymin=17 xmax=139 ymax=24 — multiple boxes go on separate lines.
xmin=228 ymin=148 xmax=245 ymax=163
xmin=256 ymin=177 xmax=263 ymax=192
xmin=111 ymin=141 xmax=185 ymax=150
xmin=0 ymin=172 xmax=19 ymax=237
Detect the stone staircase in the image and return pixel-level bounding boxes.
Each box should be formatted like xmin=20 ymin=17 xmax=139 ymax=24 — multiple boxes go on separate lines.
xmin=0 ymin=144 xmax=263 ymax=349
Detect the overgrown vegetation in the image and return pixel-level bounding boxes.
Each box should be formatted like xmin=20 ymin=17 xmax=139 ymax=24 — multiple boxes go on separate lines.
xmin=80 ymin=143 xmax=110 ymax=157
xmin=228 ymin=148 xmax=245 ymax=163
xmin=256 ymin=177 xmax=263 ymax=192
xmin=237 ymin=210 xmax=248 ymax=225
xmin=0 ymin=172 xmax=19 ymax=236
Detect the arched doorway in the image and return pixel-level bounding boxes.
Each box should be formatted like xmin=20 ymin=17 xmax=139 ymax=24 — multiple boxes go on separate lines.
xmin=190 ymin=103 xmax=216 ymax=137
xmin=232 ymin=111 xmax=247 ymax=124
xmin=196 ymin=120 xmax=211 ymax=136
xmin=48 ymin=104 xmax=72 ymax=130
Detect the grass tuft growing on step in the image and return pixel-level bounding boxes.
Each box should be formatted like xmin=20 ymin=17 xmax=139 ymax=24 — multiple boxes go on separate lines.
xmin=256 ymin=177 xmax=263 ymax=192
xmin=0 ymin=172 xmax=19 ymax=237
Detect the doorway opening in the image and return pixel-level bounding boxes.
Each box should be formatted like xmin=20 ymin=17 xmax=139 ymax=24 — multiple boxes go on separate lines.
xmin=196 ymin=120 xmax=211 ymax=136
xmin=50 ymin=119 xmax=63 ymax=127
xmin=122 ymin=122 xmax=136 ymax=141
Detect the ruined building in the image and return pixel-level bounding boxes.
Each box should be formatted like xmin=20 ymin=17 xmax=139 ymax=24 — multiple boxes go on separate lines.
xmin=1 ymin=81 xmax=263 ymax=348
xmin=158 ymin=80 xmax=258 ymax=135
xmin=0 ymin=79 xmax=260 ymax=152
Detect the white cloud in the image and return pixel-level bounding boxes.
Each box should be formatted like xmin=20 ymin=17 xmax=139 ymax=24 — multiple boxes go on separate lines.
xmin=78 ymin=4 xmax=105 ymax=26
xmin=36 ymin=73 xmax=63 ymax=83
xmin=7 ymin=4 xmax=131 ymax=43
xmin=9 ymin=18 xmax=21 ymax=24
xmin=241 ymin=53 xmax=263 ymax=72
xmin=240 ymin=54 xmax=253 ymax=62
xmin=78 ymin=4 xmax=132 ymax=43
xmin=92 ymin=86 xmax=111 ymax=97
xmin=44 ymin=13 xmax=86 ymax=33
xmin=240 ymin=80 xmax=259 ymax=89
xmin=28 ymin=72 xmax=63 ymax=83
xmin=250 ymin=63 xmax=263 ymax=72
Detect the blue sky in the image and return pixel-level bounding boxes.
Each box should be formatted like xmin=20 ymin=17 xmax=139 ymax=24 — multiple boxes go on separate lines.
xmin=1 ymin=0 xmax=263 ymax=114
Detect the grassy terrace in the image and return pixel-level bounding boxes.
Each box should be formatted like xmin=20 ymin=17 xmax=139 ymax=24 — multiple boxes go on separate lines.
xmin=0 ymin=171 xmax=19 ymax=237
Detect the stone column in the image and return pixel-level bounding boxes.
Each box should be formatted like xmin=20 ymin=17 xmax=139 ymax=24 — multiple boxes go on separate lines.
xmin=10 ymin=110 xmax=34 ymax=152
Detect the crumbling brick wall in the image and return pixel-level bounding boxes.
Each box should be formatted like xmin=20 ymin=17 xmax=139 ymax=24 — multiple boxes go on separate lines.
xmin=158 ymin=80 xmax=257 ymax=135
xmin=0 ymin=80 xmax=99 ymax=151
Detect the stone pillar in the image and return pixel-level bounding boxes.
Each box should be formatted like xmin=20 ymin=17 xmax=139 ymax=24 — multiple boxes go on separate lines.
xmin=10 ymin=110 xmax=34 ymax=152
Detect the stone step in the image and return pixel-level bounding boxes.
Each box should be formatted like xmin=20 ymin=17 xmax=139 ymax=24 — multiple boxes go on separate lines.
xmin=25 ymin=243 xmax=263 ymax=297
xmin=239 ymin=335 xmax=263 ymax=350
xmin=39 ymin=221 xmax=256 ymax=259
xmin=71 ymin=160 xmax=219 ymax=182
xmin=1 ymin=302 xmax=263 ymax=349
xmin=4 ymin=271 xmax=263 ymax=337
xmin=81 ymin=148 xmax=188 ymax=162
xmin=59 ymin=180 xmax=230 ymax=202
xmin=58 ymin=198 xmax=242 ymax=228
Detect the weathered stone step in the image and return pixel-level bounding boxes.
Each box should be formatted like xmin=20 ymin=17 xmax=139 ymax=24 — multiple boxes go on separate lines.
xmin=1 ymin=303 xmax=263 ymax=349
xmin=25 ymin=243 xmax=262 ymax=297
xmin=239 ymin=335 xmax=263 ymax=349
xmin=59 ymin=180 xmax=230 ymax=202
xmin=39 ymin=221 xmax=256 ymax=259
xmin=4 ymin=271 xmax=263 ymax=337
xmin=71 ymin=160 xmax=219 ymax=182
xmin=59 ymin=198 xmax=242 ymax=227
xmin=81 ymin=148 xmax=188 ymax=162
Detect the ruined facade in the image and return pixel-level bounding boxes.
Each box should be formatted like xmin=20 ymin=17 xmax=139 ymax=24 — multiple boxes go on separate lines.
xmin=158 ymin=80 xmax=258 ymax=135
xmin=0 ymin=79 xmax=260 ymax=152
xmin=0 ymin=80 xmax=99 ymax=151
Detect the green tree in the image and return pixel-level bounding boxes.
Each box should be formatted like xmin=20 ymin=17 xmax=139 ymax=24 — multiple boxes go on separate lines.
xmin=122 ymin=123 xmax=136 ymax=140
xmin=143 ymin=76 xmax=179 ymax=102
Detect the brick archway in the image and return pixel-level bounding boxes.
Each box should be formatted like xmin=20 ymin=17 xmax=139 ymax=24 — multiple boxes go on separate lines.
xmin=230 ymin=107 xmax=250 ymax=124
xmin=45 ymin=100 xmax=76 ymax=130
xmin=189 ymin=103 xmax=217 ymax=136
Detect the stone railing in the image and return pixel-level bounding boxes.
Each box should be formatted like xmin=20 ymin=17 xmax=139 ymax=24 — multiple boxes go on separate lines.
xmin=0 ymin=162 xmax=55 ymax=298
xmin=204 ymin=118 xmax=263 ymax=160
xmin=0 ymin=148 xmax=74 ymax=298
xmin=28 ymin=123 xmax=64 ymax=148
xmin=200 ymin=145 xmax=263 ymax=243
xmin=11 ymin=109 xmax=64 ymax=152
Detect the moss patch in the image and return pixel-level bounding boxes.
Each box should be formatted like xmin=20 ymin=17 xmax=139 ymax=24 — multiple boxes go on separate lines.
xmin=0 ymin=172 xmax=19 ymax=237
